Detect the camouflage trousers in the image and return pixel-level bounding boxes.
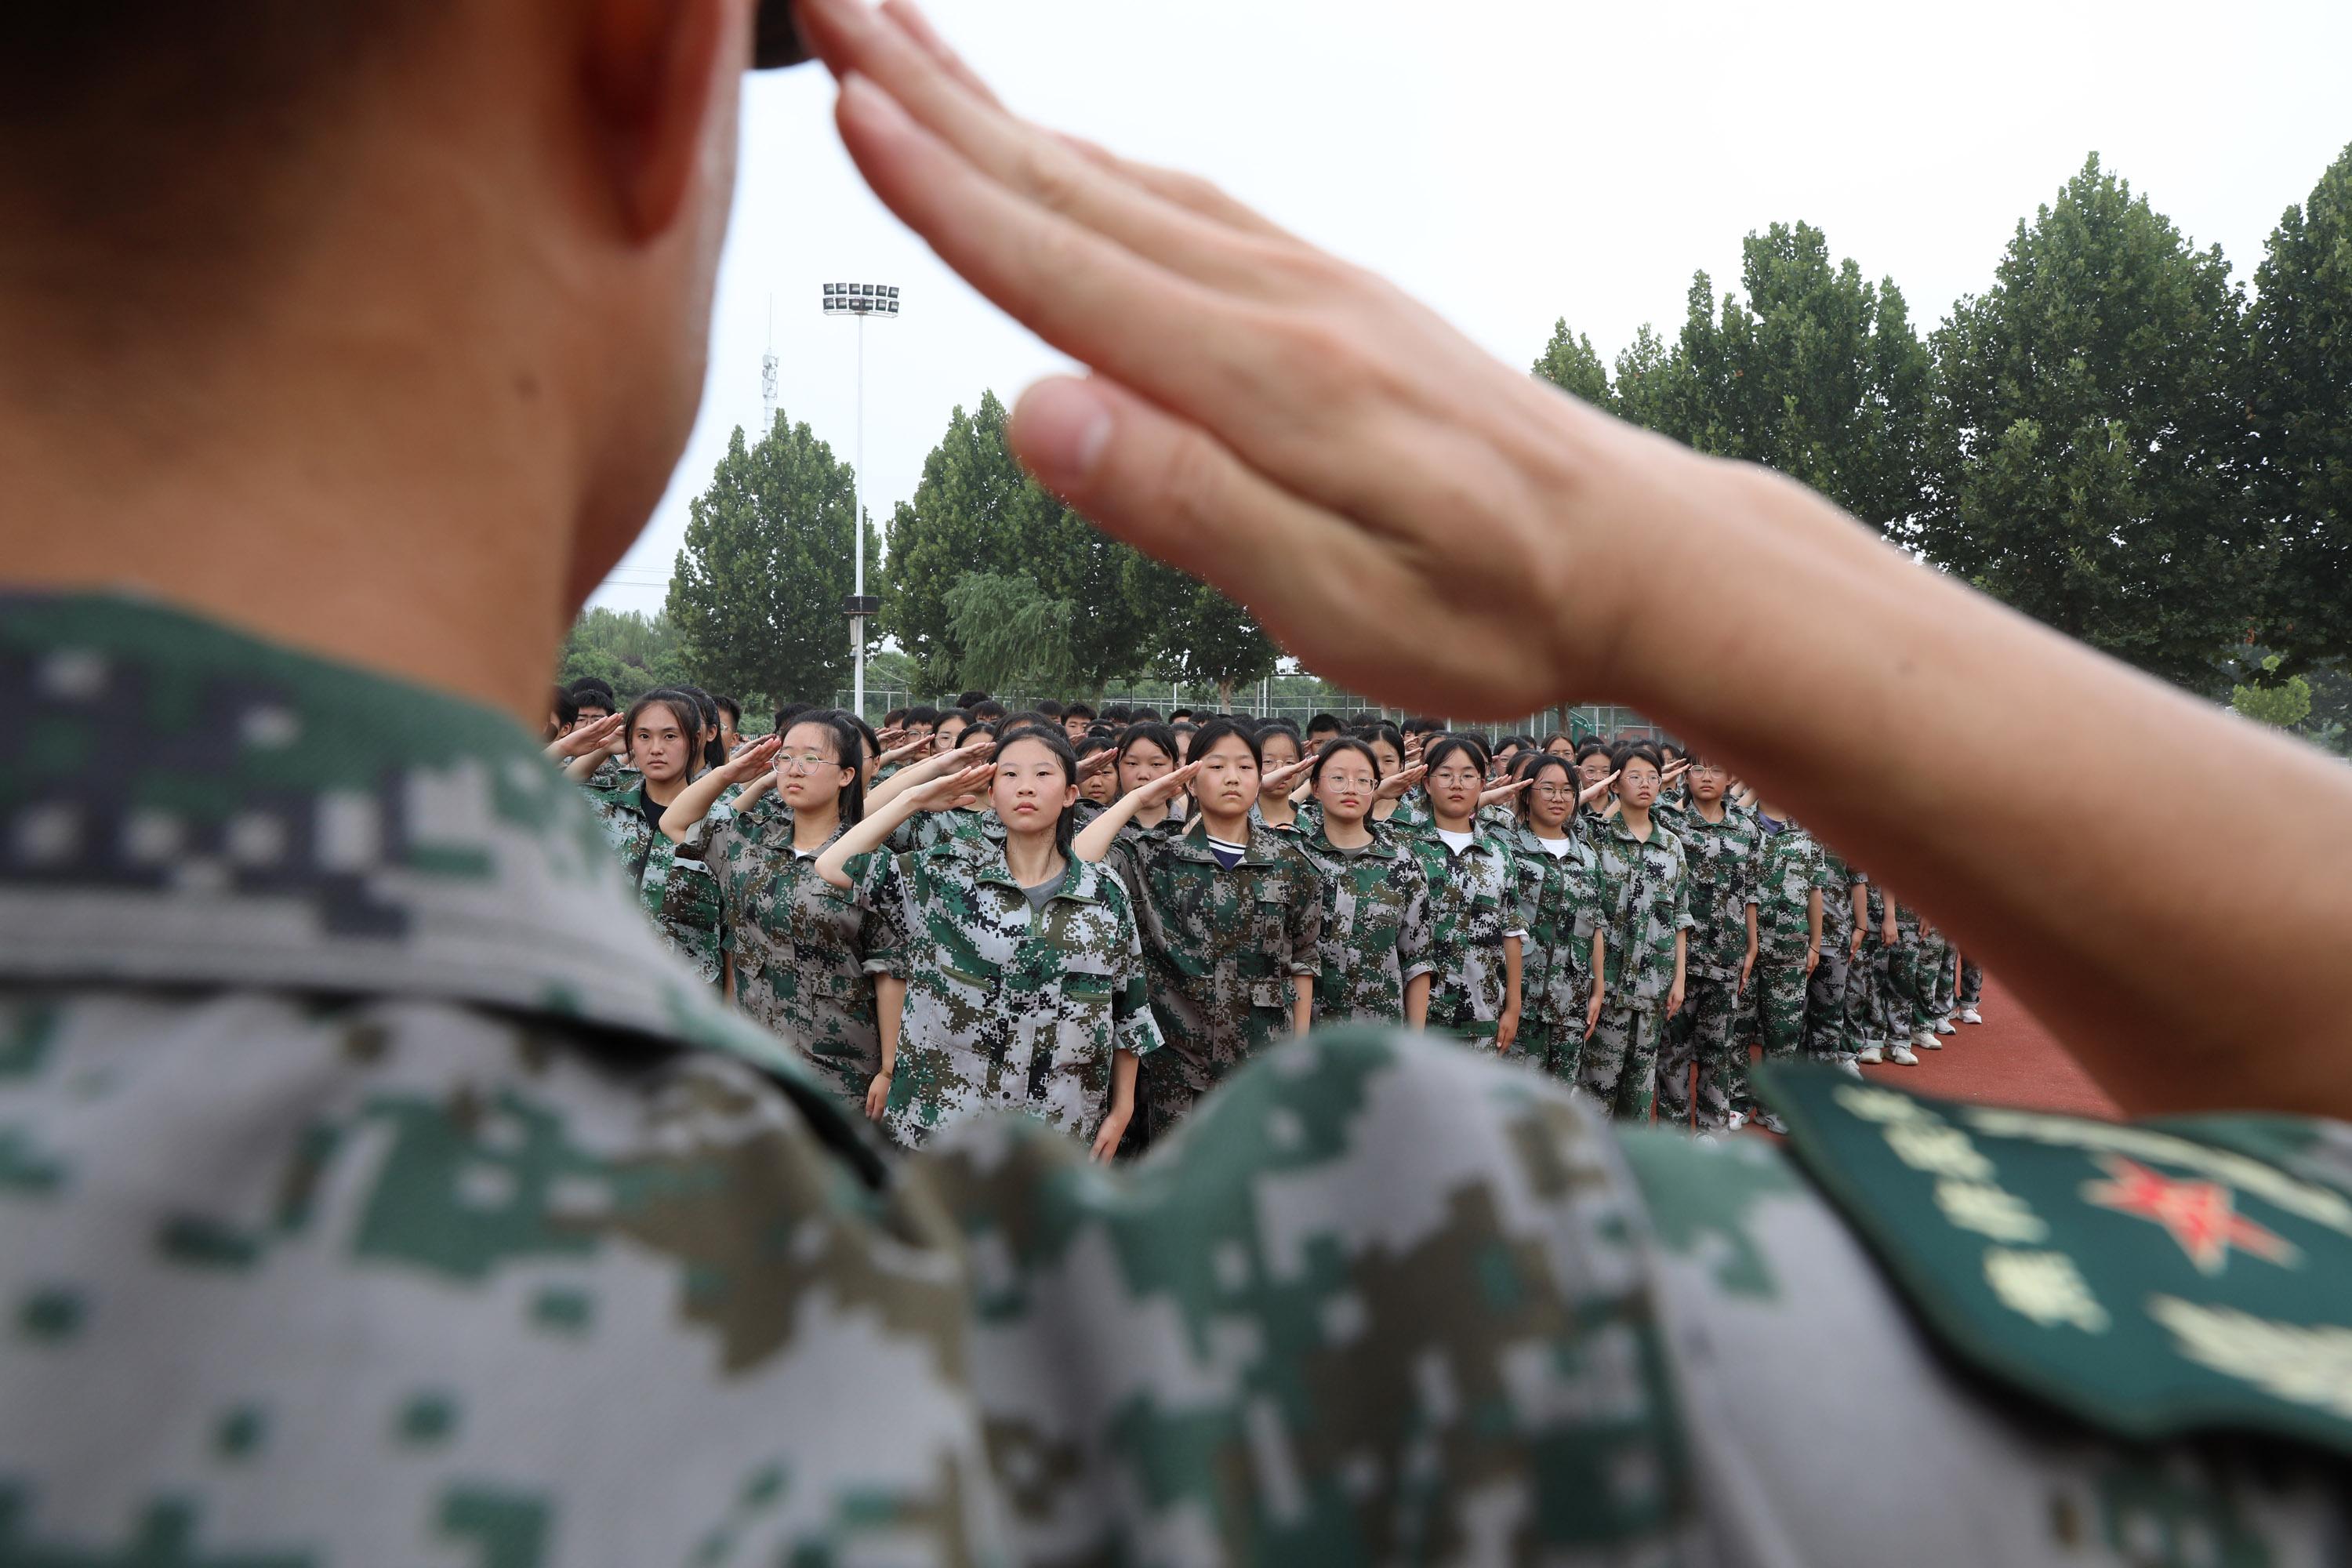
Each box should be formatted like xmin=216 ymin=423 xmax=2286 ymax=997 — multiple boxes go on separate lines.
xmin=1754 ymin=953 xmax=1810 ymax=1065
xmin=1910 ymin=933 xmax=1952 ymax=1032
xmin=1659 ymin=973 xmax=1747 ymax=1130
xmin=1583 ymin=1000 xmax=1666 ymax=1122
xmin=1927 ymin=938 xmax=1958 ymax=1015
xmin=1960 ymin=956 xmax=1984 ymax=1007
xmin=1802 ymin=920 xmax=1857 ymax=1061
xmin=1514 ymin=971 xmax=1595 ymax=1087
xmin=1848 ymin=938 xmax=1889 ymax=1047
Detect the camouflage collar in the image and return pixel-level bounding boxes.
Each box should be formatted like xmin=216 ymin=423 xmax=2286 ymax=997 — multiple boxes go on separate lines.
xmin=1173 ymin=815 xmax=1287 ymax=866
xmin=1308 ymin=824 xmax=1400 ymax=860
xmin=0 ymin=593 xmax=873 ymax=1166
xmin=971 ymin=847 xmax=1104 ymax=905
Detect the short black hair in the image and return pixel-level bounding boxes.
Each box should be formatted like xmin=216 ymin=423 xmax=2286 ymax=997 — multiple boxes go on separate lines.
xmin=773 ymin=701 xmax=815 ymax=736
xmin=1169 ymin=707 xmax=1195 ymax=722
xmin=713 ymin=695 xmax=742 ymax=728
xmin=880 ymin=706 xmax=907 ymax=729
xmin=568 ymin=676 xmax=617 ymax=711
xmin=1305 ymin=712 xmax=1343 ymax=737
xmin=546 ymin=684 xmax=578 ymax=738
xmin=1613 ymin=742 xmax=1665 ymax=776
xmin=906 ymin=704 xmax=942 ymax=728
xmin=969 ymin=699 xmax=1007 ymax=722
xmin=1033 ymin=699 xmax=1065 ymax=719
xmin=1064 ymin=702 xmax=1097 ymax=722
xmin=956 ymin=690 xmax=992 ymax=710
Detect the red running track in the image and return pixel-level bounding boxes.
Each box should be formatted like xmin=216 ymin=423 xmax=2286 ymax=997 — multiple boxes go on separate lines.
xmin=1857 ymin=972 xmax=2119 ymax=1119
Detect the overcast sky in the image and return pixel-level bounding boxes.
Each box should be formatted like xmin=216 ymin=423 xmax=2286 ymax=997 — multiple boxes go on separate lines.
xmin=589 ymin=0 xmax=2352 ymax=615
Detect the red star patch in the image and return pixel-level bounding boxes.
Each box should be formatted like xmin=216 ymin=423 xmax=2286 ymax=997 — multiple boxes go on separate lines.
xmin=2079 ymin=1155 xmax=2301 ymax=1276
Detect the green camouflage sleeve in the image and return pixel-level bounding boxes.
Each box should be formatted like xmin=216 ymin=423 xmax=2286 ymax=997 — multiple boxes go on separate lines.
xmin=1398 ymin=856 xmax=1437 ymax=985
xmin=1098 ymin=877 xmax=1163 ymax=1060
xmin=1671 ymin=840 xmax=1695 ymax=933
xmin=1283 ymin=853 xmax=1323 ymax=978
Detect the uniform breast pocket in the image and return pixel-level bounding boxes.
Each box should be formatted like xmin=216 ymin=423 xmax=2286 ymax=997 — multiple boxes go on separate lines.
xmin=1054 ymin=960 xmax=1117 ymax=1065
xmin=1250 ymin=883 xmax=1293 ymax=952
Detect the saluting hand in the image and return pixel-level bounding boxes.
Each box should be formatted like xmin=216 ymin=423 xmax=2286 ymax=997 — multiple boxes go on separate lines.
xmin=545 ymin=711 xmax=625 ymax=762
xmin=1478 ymin=776 xmax=1533 ymax=808
xmin=718 ymin=735 xmax=782 ymax=785
xmin=1259 ymin=755 xmax=1316 ymax=797
xmin=1077 ymin=746 xmax=1119 ymax=779
xmin=908 ymin=761 xmax=996 ymax=811
xmin=1578 ymin=771 xmax=1621 ymax=809
xmin=1134 ymin=760 xmax=1203 ymax=808
xmin=876 ymin=735 xmax=931 ymax=767
xmin=1374 ymin=762 xmax=1427 ymax=802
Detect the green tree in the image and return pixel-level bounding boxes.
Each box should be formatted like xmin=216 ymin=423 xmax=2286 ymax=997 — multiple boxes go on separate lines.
xmin=2232 ymin=654 xmax=2314 ymax=728
xmin=665 ymin=417 xmax=878 ymax=710
xmin=2247 ymin=141 xmax=2352 ymax=673
xmin=884 ymin=390 xmax=1153 ymax=695
xmin=1921 ymin=154 xmax=2259 ymax=687
xmin=945 ymin=572 xmax=1083 ymax=693
xmin=1531 ymin=319 xmax=1612 ymax=406
xmin=557 ymin=607 xmax=691 ymax=700
xmin=1131 ymin=559 xmax=1279 ymax=710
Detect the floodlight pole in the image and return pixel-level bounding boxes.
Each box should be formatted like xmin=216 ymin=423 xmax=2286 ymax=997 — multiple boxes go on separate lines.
xmin=823 ymin=282 xmax=898 ymax=720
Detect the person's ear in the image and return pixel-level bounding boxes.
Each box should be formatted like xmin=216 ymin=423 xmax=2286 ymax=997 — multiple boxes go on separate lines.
xmin=581 ymin=0 xmax=745 ymax=241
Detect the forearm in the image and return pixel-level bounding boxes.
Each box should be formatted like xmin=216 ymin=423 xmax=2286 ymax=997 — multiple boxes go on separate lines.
xmin=659 ymin=768 xmax=736 ymax=843
xmin=1617 ymin=459 xmax=2352 ymax=1116
xmin=1403 ymin=971 xmax=1431 ymax=1029
xmin=873 ymin=976 xmax=906 ymax=1071
xmin=1074 ymin=791 xmax=1149 ymax=862
xmin=1807 ymin=891 xmax=1823 ymax=949
xmin=1291 ymin=979 xmax=1314 ymax=1036
xmin=1503 ymin=935 xmax=1522 ymax=1015
xmin=815 ymin=793 xmax=920 ymax=887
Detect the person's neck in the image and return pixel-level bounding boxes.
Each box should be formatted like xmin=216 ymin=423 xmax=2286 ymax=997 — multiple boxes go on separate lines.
xmin=790 ymin=800 xmax=842 ymax=849
xmin=1198 ymin=807 xmax=1251 ymax=841
xmin=1258 ymin=794 xmax=1294 ymax=826
xmin=1530 ymin=818 xmax=1570 ymax=840
xmin=1002 ymin=829 xmax=1065 ymax=887
xmin=1320 ymin=812 xmax=1373 ymax=849
xmin=1433 ymin=813 xmax=1475 ymax=834
xmin=0 ymin=223 xmax=627 ymax=729
xmin=1620 ymin=804 xmax=1653 ymax=837
xmin=1693 ymin=797 xmax=1727 ymax=823
xmin=643 ymin=771 xmax=690 ymax=808
xmin=1131 ymin=798 xmax=1168 ymax=826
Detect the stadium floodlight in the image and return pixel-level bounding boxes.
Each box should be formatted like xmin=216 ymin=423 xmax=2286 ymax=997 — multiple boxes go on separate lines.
xmin=822 ymin=283 xmax=902 ymax=717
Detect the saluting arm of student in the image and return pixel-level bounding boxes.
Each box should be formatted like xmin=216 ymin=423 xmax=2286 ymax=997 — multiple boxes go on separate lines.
xmin=801 ymin=0 xmax=2352 ymax=1118
xmin=659 ymin=736 xmax=779 ymax=844
xmin=548 ymin=711 xmax=625 ymax=767
xmin=1073 ymin=761 xmax=1200 ymax=862
xmin=815 ymin=764 xmax=993 ymax=889
xmin=866 ymin=739 xmax=989 ymax=813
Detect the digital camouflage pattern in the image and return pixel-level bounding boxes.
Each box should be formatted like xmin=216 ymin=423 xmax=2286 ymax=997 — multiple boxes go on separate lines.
xmin=846 ymin=837 xmax=1161 ymax=1148
xmin=1588 ymin=815 xmax=1693 ymax=1123
xmin=1654 ymin=804 xmax=1759 ymax=1129
xmin=1503 ymin=826 xmax=1602 ymax=1085
xmin=887 ymin=803 xmax=993 ymax=858
xmin=1802 ymin=844 xmax=1862 ymax=1062
xmin=6 ymin=595 xmax=2352 ymax=1565
xmin=1107 ymin=818 xmax=1322 ymax=1139
xmin=1399 ymin=823 xmax=1519 ymax=1042
xmin=681 ymin=809 xmax=904 ymax=1107
xmin=1290 ymin=821 xmax=1436 ymax=1026
xmin=579 ymin=781 xmax=728 ymax=987
xmin=1748 ymin=818 xmax=1829 ymax=1063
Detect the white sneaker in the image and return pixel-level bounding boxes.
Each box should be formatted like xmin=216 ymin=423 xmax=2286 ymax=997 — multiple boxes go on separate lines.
xmin=1724 ymin=1109 xmax=1749 ymax=1131
xmin=1886 ymin=1044 xmax=1920 ymax=1065
xmin=1854 ymin=1044 xmax=1885 ymax=1065
xmin=1835 ymin=1058 xmax=1864 ymax=1079
xmin=1960 ymin=1008 xmax=1983 ymax=1025
xmin=1914 ymin=1029 xmax=1942 ymax=1051
xmin=1752 ymin=1110 xmax=1790 ymax=1135
xmin=1935 ymin=1019 xmax=1958 ymax=1036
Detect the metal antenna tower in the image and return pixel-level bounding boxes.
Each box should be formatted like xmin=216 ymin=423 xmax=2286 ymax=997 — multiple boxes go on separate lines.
xmin=760 ymin=296 xmax=779 ymax=437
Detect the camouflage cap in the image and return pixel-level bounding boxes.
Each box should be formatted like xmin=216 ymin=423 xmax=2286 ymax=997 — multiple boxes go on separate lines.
xmin=754 ymin=0 xmax=807 ymax=69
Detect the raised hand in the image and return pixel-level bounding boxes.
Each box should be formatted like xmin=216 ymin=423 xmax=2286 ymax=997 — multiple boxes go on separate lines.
xmin=1578 ymin=771 xmax=1621 ymax=808
xmin=719 ymin=735 xmax=782 ymax=786
xmin=876 ymin=735 xmax=932 ymax=768
xmin=1259 ymin=755 xmax=1316 ymax=797
xmin=546 ymin=711 xmax=624 ymax=762
xmin=909 ymin=762 xmax=996 ymax=812
xmin=1077 ymin=746 xmax=1119 ymax=779
xmin=1374 ymin=761 xmax=1427 ymax=802
xmin=1137 ymin=760 xmax=1204 ymax=808
xmin=1478 ymin=776 xmax=1534 ymax=808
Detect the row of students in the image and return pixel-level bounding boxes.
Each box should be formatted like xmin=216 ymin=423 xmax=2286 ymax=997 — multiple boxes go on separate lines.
xmin=555 ymin=695 xmax=1975 ymax=1152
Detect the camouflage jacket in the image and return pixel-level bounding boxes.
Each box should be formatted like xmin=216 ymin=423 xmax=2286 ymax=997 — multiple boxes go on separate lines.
xmin=887 ymin=803 xmax=994 ymax=858
xmin=4 ymin=595 xmax=2347 ymax=1565
xmin=1290 ymin=822 xmax=1436 ymax=1025
xmin=1400 ymin=824 xmax=1519 ymax=1033
xmin=1593 ymin=814 xmax=1693 ymax=1006
xmin=1749 ymin=818 xmax=1831 ymax=961
xmin=1817 ymin=842 xmax=1860 ymax=936
xmin=1657 ymin=801 xmax=1761 ymax=984
xmin=682 ymin=811 xmax=906 ymax=1105
xmin=1108 ymin=818 xmax=1323 ymax=1097
xmin=579 ymin=780 xmax=728 ymax=987
xmin=1504 ymin=825 xmax=1604 ymax=1022
xmin=848 ymin=840 xmax=1161 ymax=1148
